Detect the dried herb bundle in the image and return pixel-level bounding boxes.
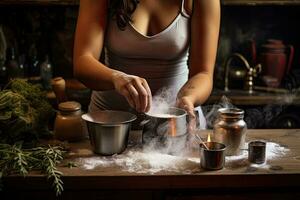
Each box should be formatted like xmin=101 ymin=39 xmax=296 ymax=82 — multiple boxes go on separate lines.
xmin=0 ymin=79 xmax=55 ymax=146
xmin=0 ymin=143 xmax=65 ymax=196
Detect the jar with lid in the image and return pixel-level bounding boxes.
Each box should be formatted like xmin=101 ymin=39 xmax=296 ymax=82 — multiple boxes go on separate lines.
xmin=213 ymin=108 xmax=247 ymax=156
xmin=54 ymin=101 xmax=86 ymax=141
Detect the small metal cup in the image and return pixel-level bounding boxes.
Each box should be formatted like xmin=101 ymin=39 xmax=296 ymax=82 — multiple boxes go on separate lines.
xmin=200 ymin=142 xmax=226 ymax=170
xmin=248 ymin=140 xmax=266 ymax=164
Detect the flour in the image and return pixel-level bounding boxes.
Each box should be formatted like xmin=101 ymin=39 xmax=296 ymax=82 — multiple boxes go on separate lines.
xmin=77 ymin=141 xmax=289 ymax=173
xmin=225 ymin=141 xmax=289 ymax=168
xmin=77 ymin=148 xmax=200 ymax=174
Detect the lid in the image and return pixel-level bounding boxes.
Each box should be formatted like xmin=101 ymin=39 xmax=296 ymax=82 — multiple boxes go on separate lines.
xmin=58 ymin=101 xmax=81 ymax=112
xmin=218 ymin=108 xmax=244 ymax=119
xmin=262 ymin=39 xmax=285 ymax=51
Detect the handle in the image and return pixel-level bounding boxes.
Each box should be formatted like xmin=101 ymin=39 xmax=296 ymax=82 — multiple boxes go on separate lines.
xmin=286 ymin=45 xmax=294 ymax=74
xmin=140 ymin=119 xmax=150 ymax=126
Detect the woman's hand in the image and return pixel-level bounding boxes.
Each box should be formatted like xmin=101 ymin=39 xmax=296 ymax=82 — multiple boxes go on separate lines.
xmin=176 ymin=96 xmax=197 ymax=133
xmin=176 ymin=96 xmax=195 ymax=117
xmin=112 ymin=71 xmax=152 ymax=113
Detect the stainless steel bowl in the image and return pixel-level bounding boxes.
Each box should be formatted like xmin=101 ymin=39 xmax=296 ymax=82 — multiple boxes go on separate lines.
xmin=142 ymin=107 xmax=188 ymax=144
xmin=82 ymin=111 xmax=137 ymax=155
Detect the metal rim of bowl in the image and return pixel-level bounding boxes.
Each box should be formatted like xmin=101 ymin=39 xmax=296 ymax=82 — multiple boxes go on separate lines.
xmin=200 ymin=142 xmax=227 ymax=152
xmin=146 ymin=107 xmax=187 ymax=119
xmin=81 ymin=110 xmax=137 ymax=125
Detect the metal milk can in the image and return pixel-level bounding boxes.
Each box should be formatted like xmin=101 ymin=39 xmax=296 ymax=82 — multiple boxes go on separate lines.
xmin=213 ymin=108 xmax=247 ymax=156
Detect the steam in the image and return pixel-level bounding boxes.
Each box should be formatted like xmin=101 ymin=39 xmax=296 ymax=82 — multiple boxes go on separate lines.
xmin=148 ymin=87 xmax=177 ymax=115
xmin=202 ymin=95 xmax=236 ymax=128
xmin=143 ymin=92 xmax=240 ymax=156
xmin=143 ymin=87 xmax=188 ymax=156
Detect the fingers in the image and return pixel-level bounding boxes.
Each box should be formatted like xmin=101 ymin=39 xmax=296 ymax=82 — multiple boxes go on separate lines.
xmin=177 ymin=97 xmax=195 ymax=118
xmin=141 ymin=80 xmax=152 ymax=112
xmin=120 ymin=88 xmax=135 ymax=108
xmin=126 ymin=84 xmax=140 ymax=111
xmin=120 ymin=76 xmax=151 ymax=113
xmin=132 ymin=80 xmax=147 ymax=112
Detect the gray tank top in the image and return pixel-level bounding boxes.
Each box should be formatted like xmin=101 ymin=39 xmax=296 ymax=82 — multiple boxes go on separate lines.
xmin=89 ymin=0 xmax=190 ymax=112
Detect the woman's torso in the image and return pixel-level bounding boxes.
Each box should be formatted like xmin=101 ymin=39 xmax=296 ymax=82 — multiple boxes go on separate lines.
xmin=90 ymin=0 xmax=192 ymax=112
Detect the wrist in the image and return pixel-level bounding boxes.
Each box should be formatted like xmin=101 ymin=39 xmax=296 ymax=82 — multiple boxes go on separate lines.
xmin=177 ymin=95 xmax=196 ymax=106
xmin=111 ymin=70 xmax=124 ymax=87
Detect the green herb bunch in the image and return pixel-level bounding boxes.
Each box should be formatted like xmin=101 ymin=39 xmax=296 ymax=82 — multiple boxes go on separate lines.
xmin=0 ymin=143 xmax=65 ymax=196
xmin=0 ymin=79 xmax=55 ymax=145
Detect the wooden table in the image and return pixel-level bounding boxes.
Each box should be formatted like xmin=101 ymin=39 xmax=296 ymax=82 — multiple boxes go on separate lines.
xmin=2 ymin=129 xmax=300 ymax=200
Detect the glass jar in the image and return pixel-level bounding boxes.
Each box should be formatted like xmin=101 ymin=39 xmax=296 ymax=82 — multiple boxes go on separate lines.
xmin=54 ymin=101 xmax=86 ymax=141
xmin=213 ymin=108 xmax=247 ymax=156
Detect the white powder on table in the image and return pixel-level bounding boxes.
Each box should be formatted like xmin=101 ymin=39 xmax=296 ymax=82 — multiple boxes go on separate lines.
xmin=226 ymin=142 xmax=290 ymax=168
xmin=77 ymin=149 xmax=200 ymax=174
xmin=76 ymin=142 xmax=289 ymax=173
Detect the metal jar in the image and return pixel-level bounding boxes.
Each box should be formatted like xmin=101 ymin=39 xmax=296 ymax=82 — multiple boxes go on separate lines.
xmin=213 ymin=108 xmax=247 ymax=156
xmin=142 ymin=107 xmax=188 ymax=143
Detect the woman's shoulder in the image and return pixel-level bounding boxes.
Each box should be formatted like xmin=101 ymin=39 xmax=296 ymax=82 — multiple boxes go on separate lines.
xmin=184 ymin=0 xmax=193 ymax=16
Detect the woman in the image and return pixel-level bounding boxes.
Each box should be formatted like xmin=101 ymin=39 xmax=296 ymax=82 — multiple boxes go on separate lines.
xmin=73 ymin=0 xmax=220 ymax=129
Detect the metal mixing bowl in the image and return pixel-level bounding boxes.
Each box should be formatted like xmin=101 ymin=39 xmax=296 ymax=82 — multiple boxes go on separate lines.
xmin=82 ymin=111 xmax=137 ymax=155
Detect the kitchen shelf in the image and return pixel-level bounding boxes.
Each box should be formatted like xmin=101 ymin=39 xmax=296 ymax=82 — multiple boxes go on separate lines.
xmin=206 ymin=89 xmax=300 ymax=105
xmin=0 ymin=0 xmax=300 ymax=6
xmin=0 ymin=0 xmax=79 ymax=6
xmin=223 ymin=0 xmax=300 ymax=6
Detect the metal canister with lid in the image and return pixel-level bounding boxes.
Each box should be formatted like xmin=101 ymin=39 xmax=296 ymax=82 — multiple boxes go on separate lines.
xmin=54 ymin=101 xmax=86 ymax=141
xmin=213 ymin=108 xmax=247 ymax=156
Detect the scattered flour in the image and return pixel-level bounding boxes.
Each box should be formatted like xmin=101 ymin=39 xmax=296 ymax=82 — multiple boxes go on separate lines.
xmin=77 ymin=149 xmax=200 ymax=174
xmin=226 ymin=141 xmax=289 ymax=161
xmin=77 ymin=142 xmax=289 ymax=173
xmin=225 ymin=141 xmax=290 ymax=168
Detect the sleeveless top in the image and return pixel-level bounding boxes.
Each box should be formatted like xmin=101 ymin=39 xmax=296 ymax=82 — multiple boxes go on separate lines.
xmin=89 ymin=0 xmax=207 ymax=129
xmin=89 ymin=0 xmax=191 ymax=112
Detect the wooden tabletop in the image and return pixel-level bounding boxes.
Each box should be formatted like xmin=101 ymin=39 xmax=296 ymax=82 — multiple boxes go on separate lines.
xmin=3 ymin=129 xmax=300 ymax=191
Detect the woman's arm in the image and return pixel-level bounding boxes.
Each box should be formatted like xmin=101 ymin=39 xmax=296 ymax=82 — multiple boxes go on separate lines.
xmin=73 ymin=0 xmax=113 ymax=90
xmin=177 ymin=0 xmax=220 ymax=114
xmin=73 ymin=0 xmax=151 ymax=112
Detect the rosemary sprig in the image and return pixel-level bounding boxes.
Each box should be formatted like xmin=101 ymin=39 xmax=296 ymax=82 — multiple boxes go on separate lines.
xmin=0 ymin=143 xmax=65 ymax=196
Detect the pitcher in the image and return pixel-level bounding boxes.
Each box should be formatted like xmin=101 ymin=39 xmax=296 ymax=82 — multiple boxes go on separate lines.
xmin=259 ymin=39 xmax=294 ymax=87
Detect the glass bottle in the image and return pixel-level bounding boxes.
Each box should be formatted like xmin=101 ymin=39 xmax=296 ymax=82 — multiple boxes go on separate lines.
xmin=0 ymin=59 xmax=7 ymax=88
xmin=6 ymin=47 xmax=20 ymax=80
xmin=40 ymin=55 xmax=52 ymax=90
xmin=27 ymin=44 xmax=40 ymax=79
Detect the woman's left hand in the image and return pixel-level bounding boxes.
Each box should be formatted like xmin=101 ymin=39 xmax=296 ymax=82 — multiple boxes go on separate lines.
xmin=176 ymin=96 xmax=195 ymax=118
xmin=176 ymin=96 xmax=197 ymax=133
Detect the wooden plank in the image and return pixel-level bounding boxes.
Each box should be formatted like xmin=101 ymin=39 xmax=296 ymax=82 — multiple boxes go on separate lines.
xmin=2 ymin=129 xmax=300 ymax=190
xmin=2 ymin=129 xmax=300 ymax=200
xmin=0 ymin=0 xmax=300 ymax=6
xmin=0 ymin=0 xmax=79 ymax=6
xmin=222 ymin=0 xmax=300 ymax=6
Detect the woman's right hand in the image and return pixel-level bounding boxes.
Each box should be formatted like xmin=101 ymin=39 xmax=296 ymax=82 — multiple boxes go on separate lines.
xmin=112 ymin=71 xmax=152 ymax=113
